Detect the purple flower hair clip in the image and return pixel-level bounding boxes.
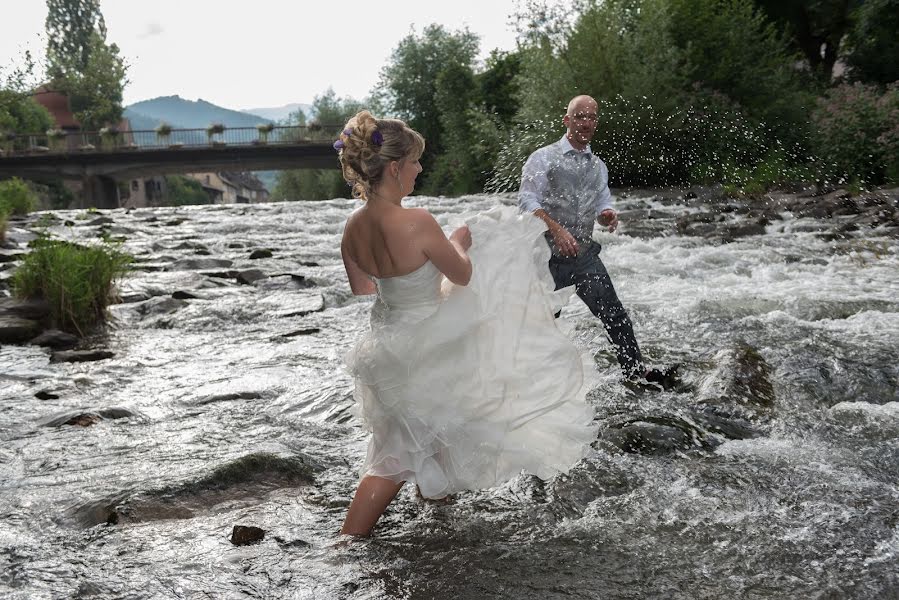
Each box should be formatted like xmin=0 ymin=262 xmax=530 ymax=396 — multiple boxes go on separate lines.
xmin=371 ymin=130 xmax=383 ymax=146
xmin=333 ymin=128 xmax=354 ymax=152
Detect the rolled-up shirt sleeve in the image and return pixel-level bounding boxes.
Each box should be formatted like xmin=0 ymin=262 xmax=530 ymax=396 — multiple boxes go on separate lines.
xmin=595 ymin=158 xmax=614 ymax=215
xmin=518 ymin=151 xmax=547 ymax=214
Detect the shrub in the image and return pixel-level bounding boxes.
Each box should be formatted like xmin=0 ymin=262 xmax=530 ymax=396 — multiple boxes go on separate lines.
xmin=163 ymin=175 xmax=212 ymax=206
xmin=0 ymin=177 xmax=37 ymax=215
xmin=812 ymin=82 xmax=899 ymax=186
xmin=12 ymin=238 xmax=132 ymax=335
xmin=0 ymin=212 xmax=7 ymax=244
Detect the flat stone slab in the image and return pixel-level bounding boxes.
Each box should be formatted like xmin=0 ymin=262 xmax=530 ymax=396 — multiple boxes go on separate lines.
xmin=50 ymin=350 xmax=115 ymax=363
xmin=0 ymin=316 xmax=40 ymax=344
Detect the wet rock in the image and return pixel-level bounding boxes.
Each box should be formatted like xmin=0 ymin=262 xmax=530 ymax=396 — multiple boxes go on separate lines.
xmin=0 ymin=251 xmax=26 ymax=263
xmin=697 ymin=344 xmax=775 ymax=411
xmin=273 ymin=535 xmax=311 ymax=548
xmin=171 ymin=290 xmax=199 ymax=300
xmin=276 ymin=294 xmax=325 ymax=318
xmin=35 ymin=390 xmax=60 ymax=400
xmin=0 ymin=316 xmax=40 ymax=344
xmin=231 ymin=525 xmax=265 ymax=546
xmin=604 ymin=416 xmax=705 ymax=455
xmin=45 ymin=407 xmax=136 ymax=427
xmin=29 ymin=329 xmax=79 ymax=350
xmin=64 ymin=413 xmax=102 ymax=427
xmin=236 ymin=269 xmax=267 ymax=285
xmin=721 ymin=219 xmax=769 ymax=241
xmin=50 ymin=349 xmax=115 ymax=363
xmin=118 ymin=291 xmax=153 ymax=303
xmin=202 ymin=270 xmax=239 ymax=280
xmin=169 ymin=257 xmax=232 ymax=271
xmin=84 ymin=216 xmax=114 ymax=226
xmin=257 ymin=273 xmax=316 ymax=291
xmin=249 ymin=249 xmax=273 ymax=259
xmin=195 ymin=391 xmax=263 ymax=405
xmin=278 ymin=327 xmax=321 ymax=339
xmin=0 ymin=298 xmax=51 ymax=320
xmin=136 ymin=297 xmax=187 ymax=317
xmin=299 ymin=260 xmax=320 ymax=267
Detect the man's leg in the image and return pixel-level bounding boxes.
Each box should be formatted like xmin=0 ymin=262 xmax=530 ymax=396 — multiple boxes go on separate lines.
xmin=572 ymin=243 xmax=645 ymax=377
xmin=547 ymin=253 xmax=577 ymax=318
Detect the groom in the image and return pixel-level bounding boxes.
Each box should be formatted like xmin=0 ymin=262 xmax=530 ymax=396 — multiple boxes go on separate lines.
xmin=519 ymin=94 xmax=673 ymax=386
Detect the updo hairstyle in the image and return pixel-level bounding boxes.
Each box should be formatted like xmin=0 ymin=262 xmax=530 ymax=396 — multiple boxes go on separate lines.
xmin=336 ymin=110 xmax=425 ymax=200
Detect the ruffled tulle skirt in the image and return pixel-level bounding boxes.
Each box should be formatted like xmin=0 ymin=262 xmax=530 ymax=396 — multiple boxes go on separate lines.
xmin=345 ymin=206 xmax=598 ymax=498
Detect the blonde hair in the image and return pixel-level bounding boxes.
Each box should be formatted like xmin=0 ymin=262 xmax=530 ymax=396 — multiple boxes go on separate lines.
xmin=336 ymin=110 xmax=425 ymax=199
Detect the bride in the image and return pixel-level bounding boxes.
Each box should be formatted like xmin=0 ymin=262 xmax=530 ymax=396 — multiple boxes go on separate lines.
xmin=337 ymin=110 xmax=597 ymax=537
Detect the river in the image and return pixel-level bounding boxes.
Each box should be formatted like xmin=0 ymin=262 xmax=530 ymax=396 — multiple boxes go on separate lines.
xmin=1 ymin=191 xmax=897 ymax=599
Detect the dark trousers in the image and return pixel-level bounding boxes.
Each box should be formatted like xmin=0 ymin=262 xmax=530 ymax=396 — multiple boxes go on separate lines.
xmin=548 ymin=240 xmax=645 ymax=377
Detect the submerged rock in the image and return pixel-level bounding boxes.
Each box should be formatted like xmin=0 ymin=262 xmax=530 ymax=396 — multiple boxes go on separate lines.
xmin=697 ymin=344 xmax=776 ymax=410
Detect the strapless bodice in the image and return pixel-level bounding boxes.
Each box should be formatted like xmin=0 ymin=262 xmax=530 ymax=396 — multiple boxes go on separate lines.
xmin=374 ymin=261 xmax=443 ymax=311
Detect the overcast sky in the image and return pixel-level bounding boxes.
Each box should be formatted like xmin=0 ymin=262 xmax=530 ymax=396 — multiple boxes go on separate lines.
xmin=2 ymin=0 xmax=522 ymax=111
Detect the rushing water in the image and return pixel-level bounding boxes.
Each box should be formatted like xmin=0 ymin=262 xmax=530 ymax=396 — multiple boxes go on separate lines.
xmin=1 ymin=192 xmax=897 ymax=599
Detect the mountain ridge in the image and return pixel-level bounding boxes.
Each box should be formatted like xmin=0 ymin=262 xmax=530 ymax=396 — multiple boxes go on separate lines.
xmin=123 ymin=95 xmax=309 ymax=131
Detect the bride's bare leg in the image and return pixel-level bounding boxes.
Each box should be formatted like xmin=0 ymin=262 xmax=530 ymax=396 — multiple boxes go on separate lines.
xmin=340 ymin=476 xmax=405 ymax=536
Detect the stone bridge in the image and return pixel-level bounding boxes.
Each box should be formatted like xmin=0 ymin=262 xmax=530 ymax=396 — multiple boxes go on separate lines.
xmin=0 ymin=125 xmax=340 ymax=207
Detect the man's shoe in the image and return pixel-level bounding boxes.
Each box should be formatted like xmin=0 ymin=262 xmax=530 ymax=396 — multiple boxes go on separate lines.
xmin=643 ymin=365 xmax=680 ymax=391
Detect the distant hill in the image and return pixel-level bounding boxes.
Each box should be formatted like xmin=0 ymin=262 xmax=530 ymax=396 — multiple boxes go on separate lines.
xmin=242 ymin=103 xmax=312 ymax=123
xmin=123 ymin=95 xmax=273 ymax=131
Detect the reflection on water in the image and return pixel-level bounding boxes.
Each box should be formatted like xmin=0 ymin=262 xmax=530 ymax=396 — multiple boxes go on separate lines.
xmin=1 ymin=193 xmax=897 ymax=598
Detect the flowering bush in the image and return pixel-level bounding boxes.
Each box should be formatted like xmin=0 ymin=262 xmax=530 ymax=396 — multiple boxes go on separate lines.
xmin=811 ymin=83 xmax=899 ymax=185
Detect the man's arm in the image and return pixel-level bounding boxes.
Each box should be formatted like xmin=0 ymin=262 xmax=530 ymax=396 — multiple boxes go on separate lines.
xmin=520 ymin=150 xmax=579 ymax=257
xmin=595 ymin=159 xmax=618 ymax=233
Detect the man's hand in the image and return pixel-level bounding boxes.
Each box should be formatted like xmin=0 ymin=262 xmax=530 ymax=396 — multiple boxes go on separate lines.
xmin=598 ymin=209 xmax=618 ymax=233
xmin=550 ymin=224 xmax=579 ymax=257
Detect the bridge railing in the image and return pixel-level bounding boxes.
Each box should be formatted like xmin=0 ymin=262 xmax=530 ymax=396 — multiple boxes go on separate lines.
xmin=0 ymin=125 xmax=343 ymax=157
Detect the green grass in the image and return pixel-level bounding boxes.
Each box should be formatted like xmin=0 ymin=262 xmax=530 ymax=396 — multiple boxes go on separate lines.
xmin=0 ymin=177 xmax=37 ymax=216
xmin=12 ymin=238 xmax=132 ymax=335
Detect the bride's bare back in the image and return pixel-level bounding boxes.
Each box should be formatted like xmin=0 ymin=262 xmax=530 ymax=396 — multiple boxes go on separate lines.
xmin=342 ymin=201 xmax=472 ymax=295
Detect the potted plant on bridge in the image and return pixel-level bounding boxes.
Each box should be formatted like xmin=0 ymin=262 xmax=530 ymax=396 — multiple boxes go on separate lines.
xmin=255 ymin=122 xmax=274 ymax=145
xmin=206 ymin=123 xmax=226 ymax=146
xmin=47 ymin=129 xmax=67 ymax=152
xmin=99 ymin=126 xmax=121 ymax=150
xmin=0 ymin=131 xmax=13 ymax=156
xmin=155 ymin=122 xmax=173 ymax=147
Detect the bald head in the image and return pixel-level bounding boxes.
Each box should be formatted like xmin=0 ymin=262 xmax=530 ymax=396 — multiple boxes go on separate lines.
xmin=566 ymin=95 xmax=598 ymax=116
xmin=563 ymin=95 xmax=599 ymax=151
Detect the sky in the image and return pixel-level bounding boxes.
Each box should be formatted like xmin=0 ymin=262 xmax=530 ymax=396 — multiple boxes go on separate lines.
xmin=2 ymin=0 xmax=522 ymax=111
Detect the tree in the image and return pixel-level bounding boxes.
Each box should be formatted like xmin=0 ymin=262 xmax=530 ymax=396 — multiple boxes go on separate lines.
xmin=843 ymin=0 xmax=899 ymax=85
xmin=752 ymin=0 xmax=860 ymax=82
xmin=374 ymin=25 xmax=480 ymax=185
xmin=45 ymin=0 xmax=107 ymax=78
xmin=45 ymin=0 xmax=128 ymax=130
xmin=62 ymin=35 xmax=128 ymax=131
xmin=272 ymin=89 xmax=363 ymax=201
xmin=0 ymin=54 xmax=53 ymax=136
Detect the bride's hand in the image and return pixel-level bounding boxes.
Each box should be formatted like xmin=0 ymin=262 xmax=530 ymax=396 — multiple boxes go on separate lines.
xmin=450 ymin=225 xmax=472 ymax=251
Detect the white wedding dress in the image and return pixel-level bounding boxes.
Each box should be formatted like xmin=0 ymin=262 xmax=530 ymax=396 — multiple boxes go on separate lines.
xmin=345 ymin=206 xmax=598 ymax=499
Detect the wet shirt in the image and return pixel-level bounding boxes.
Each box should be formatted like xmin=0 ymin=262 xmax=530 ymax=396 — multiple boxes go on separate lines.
xmin=518 ymin=136 xmax=613 ymax=254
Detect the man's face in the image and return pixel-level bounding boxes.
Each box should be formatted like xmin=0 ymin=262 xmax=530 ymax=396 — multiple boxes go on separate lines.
xmin=563 ymin=99 xmax=598 ymax=147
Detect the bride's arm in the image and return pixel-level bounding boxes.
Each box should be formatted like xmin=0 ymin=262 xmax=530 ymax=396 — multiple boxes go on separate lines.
xmin=412 ymin=209 xmax=472 ymax=286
